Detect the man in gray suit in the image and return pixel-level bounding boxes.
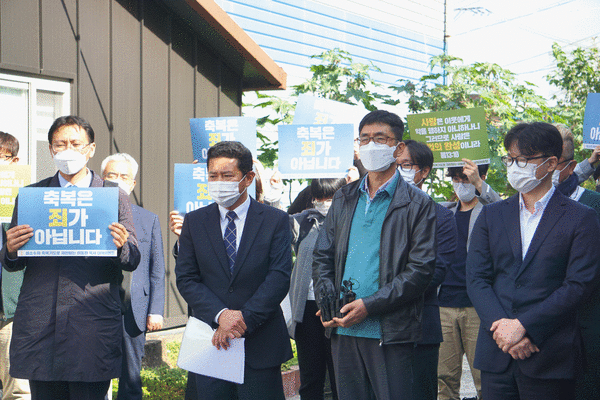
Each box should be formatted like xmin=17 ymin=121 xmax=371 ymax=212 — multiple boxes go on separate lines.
xmin=102 ymin=153 xmax=165 ymax=400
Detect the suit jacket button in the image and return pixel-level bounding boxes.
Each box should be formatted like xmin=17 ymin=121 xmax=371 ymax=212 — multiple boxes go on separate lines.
xmin=516 ymin=283 xmax=522 ymax=289
xmin=512 ymin=309 xmax=517 ymax=314
xmin=228 ymin=287 xmax=234 ymax=293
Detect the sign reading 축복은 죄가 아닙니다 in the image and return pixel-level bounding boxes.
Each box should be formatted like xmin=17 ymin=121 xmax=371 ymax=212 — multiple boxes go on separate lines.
xmin=174 ymin=163 xmax=213 ymax=217
xmin=189 ymin=117 xmax=257 ymax=162
xmin=583 ymin=93 xmax=600 ymax=150
xmin=0 ymin=165 xmax=31 ymax=223
xmin=17 ymin=187 xmax=119 ymax=257
xmin=278 ymin=124 xmax=354 ymax=179
xmin=407 ymin=107 xmax=490 ymax=168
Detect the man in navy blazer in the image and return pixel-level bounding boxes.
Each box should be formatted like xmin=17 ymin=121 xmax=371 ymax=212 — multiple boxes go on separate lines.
xmin=467 ymin=122 xmax=600 ymax=400
xmin=175 ymin=141 xmax=292 ymax=400
xmin=101 ymin=153 xmax=166 ymax=400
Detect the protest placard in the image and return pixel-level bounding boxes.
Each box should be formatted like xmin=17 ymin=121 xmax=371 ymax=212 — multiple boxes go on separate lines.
xmin=583 ymin=93 xmax=600 ymax=149
xmin=278 ymin=124 xmax=354 ymax=179
xmin=189 ymin=117 xmax=257 ymax=162
xmin=0 ymin=165 xmax=31 ymax=223
xmin=407 ymin=107 xmax=489 ymax=168
xmin=293 ymin=94 xmax=369 ymax=132
xmin=17 ymin=187 xmax=119 ymax=257
xmin=174 ymin=163 xmax=212 ymax=216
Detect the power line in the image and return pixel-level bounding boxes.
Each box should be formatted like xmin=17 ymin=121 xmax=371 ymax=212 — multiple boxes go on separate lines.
xmin=505 ymin=32 xmax=600 ymax=67
xmin=453 ymin=0 xmax=576 ymax=37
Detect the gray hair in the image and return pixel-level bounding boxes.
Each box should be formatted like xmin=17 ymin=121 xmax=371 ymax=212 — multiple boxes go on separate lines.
xmin=553 ymin=124 xmax=575 ymax=160
xmin=101 ymin=153 xmax=139 ymax=178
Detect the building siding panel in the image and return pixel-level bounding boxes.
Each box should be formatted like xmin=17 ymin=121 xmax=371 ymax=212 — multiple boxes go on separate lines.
xmin=1 ymin=0 xmax=40 ymax=72
xmin=40 ymin=0 xmax=78 ymax=78
xmin=78 ymin=0 xmax=112 ymax=173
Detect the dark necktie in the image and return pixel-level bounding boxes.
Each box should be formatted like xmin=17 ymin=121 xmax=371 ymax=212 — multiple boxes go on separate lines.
xmin=224 ymin=211 xmax=237 ymax=274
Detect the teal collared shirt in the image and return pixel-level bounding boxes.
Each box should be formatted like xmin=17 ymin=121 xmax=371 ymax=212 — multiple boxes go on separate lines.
xmin=337 ymin=171 xmax=399 ymax=339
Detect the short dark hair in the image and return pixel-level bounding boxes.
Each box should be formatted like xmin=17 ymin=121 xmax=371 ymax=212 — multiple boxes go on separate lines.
xmin=207 ymin=141 xmax=253 ymax=176
xmin=504 ymin=122 xmax=562 ymax=159
xmin=403 ymin=140 xmax=433 ymax=170
xmin=0 ymin=132 xmax=19 ymax=157
xmin=447 ymin=164 xmax=489 ymax=179
xmin=311 ymin=178 xmax=346 ymax=200
xmin=358 ymin=110 xmax=404 ymax=141
xmin=48 ymin=115 xmax=95 ymax=143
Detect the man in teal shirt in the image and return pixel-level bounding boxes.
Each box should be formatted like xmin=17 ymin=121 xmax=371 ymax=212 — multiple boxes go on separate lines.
xmin=313 ymin=110 xmax=437 ymax=400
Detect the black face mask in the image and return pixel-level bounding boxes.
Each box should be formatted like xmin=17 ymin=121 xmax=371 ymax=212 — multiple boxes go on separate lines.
xmin=596 ymin=184 xmax=600 ymax=193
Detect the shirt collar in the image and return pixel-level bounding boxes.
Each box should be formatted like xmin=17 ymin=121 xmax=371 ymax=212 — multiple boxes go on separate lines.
xmin=519 ymin=185 xmax=555 ymax=214
xmin=218 ymin=194 xmax=251 ymax=222
xmin=58 ymin=168 xmax=92 ymax=188
xmin=359 ymin=169 xmax=399 ymax=198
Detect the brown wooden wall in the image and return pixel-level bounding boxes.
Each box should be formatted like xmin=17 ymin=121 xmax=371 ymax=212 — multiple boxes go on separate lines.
xmin=0 ymin=0 xmax=243 ymax=327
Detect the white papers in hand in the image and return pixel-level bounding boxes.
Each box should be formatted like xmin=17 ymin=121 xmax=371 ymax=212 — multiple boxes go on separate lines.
xmin=177 ymin=316 xmax=245 ymax=384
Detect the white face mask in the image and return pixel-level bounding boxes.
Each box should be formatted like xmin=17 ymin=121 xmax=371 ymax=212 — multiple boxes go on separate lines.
xmin=53 ymin=149 xmax=88 ymax=175
xmin=551 ymin=160 xmax=573 ymax=186
xmin=208 ymin=175 xmax=247 ymax=208
xmin=0 ymin=159 xmax=11 ymax=166
xmin=107 ymin=179 xmax=133 ymax=195
xmin=360 ymin=141 xmax=397 ymax=172
xmin=453 ymin=181 xmax=477 ymax=202
xmin=507 ymin=158 xmax=549 ymax=193
xmin=398 ymin=167 xmax=424 ymax=187
xmin=399 ymin=167 xmax=416 ymax=186
xmin=313 ymin=199 xmax=332 ymax=216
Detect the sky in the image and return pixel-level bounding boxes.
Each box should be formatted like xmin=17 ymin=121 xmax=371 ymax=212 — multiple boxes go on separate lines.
xmin=446 ymin=0 xmax=600 ymax=101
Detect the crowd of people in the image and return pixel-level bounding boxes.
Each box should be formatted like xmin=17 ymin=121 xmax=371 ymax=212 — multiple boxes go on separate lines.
xmin=1 ymin=110 xmax=600 ymax=400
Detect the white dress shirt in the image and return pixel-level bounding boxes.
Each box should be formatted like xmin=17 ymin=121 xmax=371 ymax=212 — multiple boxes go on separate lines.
xmin=58 ymin=168 xmax=93 ymax=188
xmin=217 ymin=194 xmax=250 ymax=252
xmin=519 ymin=185 xmax=555 ymax=260
xmin=215 ymin=194 xmax=251 ymax=323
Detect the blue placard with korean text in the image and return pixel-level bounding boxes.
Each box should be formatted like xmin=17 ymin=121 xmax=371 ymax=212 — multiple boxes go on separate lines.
xmin=174 ymin=163 xmax=213 ymax=216
xmin=583 ymin=93 xmax=600 ymax=149
xmin=190 ymin=117 xmax=257 ymax=162
xmin=17 ymin=187 xmax=119 ymax=257
xmin=278 ymin=124 xmax=354 ymax=179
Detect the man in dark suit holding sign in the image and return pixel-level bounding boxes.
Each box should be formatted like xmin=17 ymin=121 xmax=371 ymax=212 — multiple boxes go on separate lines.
xmin=466 ymin=122 xmax=600 ymax=400
xmin=0 ymin=115 xmax=140 ymax=400
xmin=175 ymin=141 xmax=292 ymax=399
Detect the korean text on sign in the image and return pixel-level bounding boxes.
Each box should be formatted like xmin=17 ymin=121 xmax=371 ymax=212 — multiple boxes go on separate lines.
xmin=17 ymin=187 xmax=118 ymax=257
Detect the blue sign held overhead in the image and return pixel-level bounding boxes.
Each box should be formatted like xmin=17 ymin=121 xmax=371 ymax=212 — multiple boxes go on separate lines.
xmin=278 ymin=124 xmax=354 ymax=179
xmin=17 ymin=187 xmax=119 ymax=257
xmin=583 ymin=93 xmax=600 ymax=149
xmin=174 ymin=163 xmax=213 ymax=216
xmin=190 ymin=117 xmax=257 ymax=162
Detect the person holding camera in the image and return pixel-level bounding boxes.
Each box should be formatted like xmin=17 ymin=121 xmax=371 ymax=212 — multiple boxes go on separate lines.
xmin=312 ymin=110 xmax=437 ymax=400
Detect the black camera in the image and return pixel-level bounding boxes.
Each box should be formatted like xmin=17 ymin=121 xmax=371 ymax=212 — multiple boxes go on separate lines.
xmin=340 ymin=280 xmax=356 ymax=317
xmin=318 ymin=279 xmax=356 ymax=321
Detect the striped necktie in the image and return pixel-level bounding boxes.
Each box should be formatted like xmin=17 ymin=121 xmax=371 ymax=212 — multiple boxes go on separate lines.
xmin=224 ymin=211 xmax=237 ymax=274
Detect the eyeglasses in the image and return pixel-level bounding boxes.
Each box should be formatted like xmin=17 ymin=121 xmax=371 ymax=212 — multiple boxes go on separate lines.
xmin=355 ymin=135 xmax=398 ymax=146
xmin=104 ymin=172 xmax=133 ymax=181
xmin=501 ymin=155 xmax=548 ymax=168
xmin=51 ymin=141 xmax=91 ymax=153
xmin=397 ymin=162 xmax=418 ymax=172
